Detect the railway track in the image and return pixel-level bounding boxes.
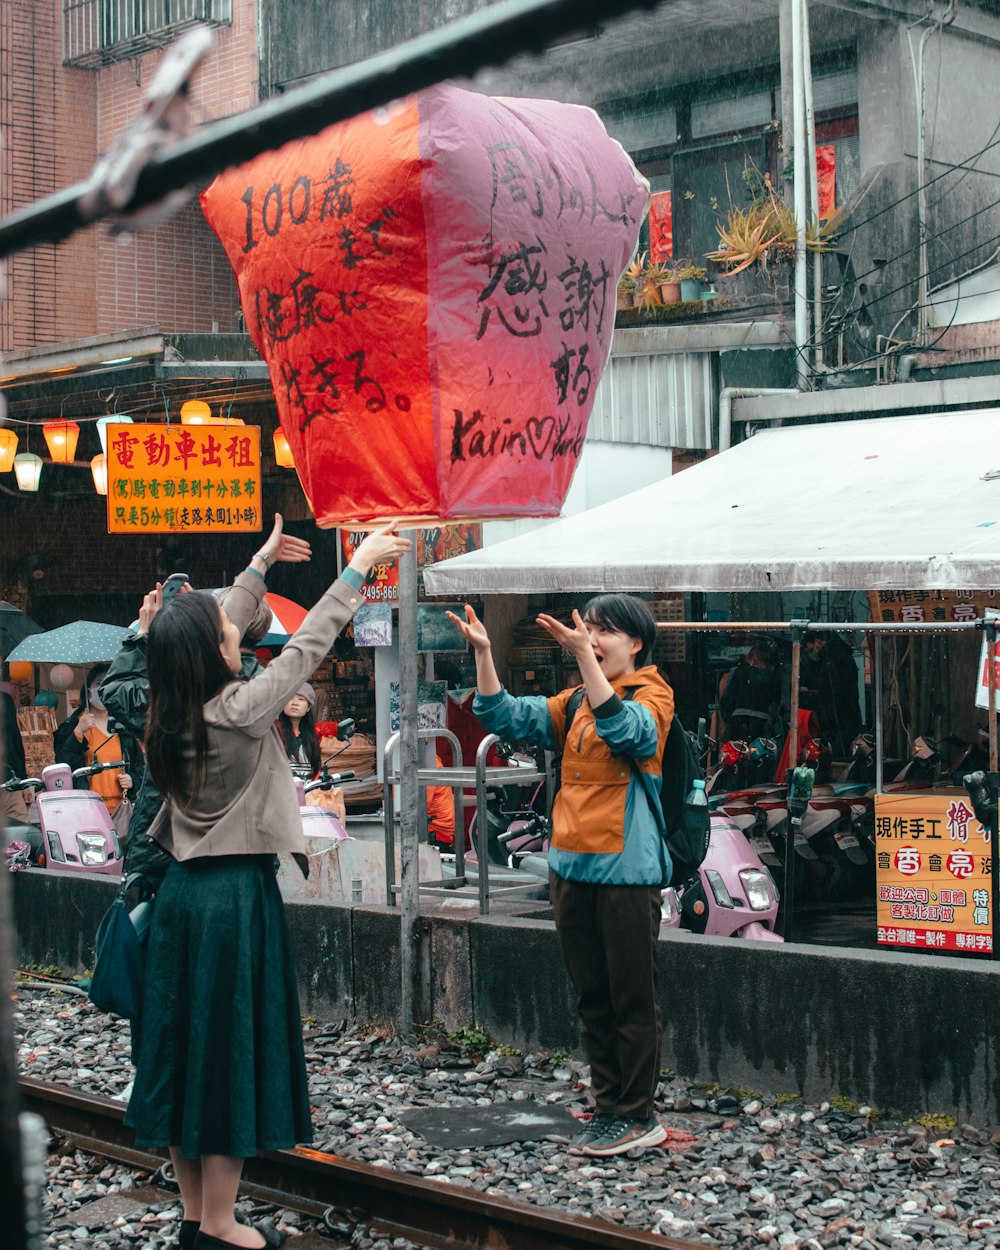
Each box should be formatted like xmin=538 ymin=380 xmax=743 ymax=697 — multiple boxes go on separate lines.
xmin=21 ymin=1077 xmax=696 ymax=1250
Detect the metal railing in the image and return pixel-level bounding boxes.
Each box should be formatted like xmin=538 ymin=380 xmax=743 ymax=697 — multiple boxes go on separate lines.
xmin=63 ymin=0 xmax=231 ymax=69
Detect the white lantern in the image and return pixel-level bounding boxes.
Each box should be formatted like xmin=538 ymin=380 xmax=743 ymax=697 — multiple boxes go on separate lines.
xmin=49 ymin=664 xmax=76 ymax=691
xmin=13 ymin=453 xmax=42 ymax=491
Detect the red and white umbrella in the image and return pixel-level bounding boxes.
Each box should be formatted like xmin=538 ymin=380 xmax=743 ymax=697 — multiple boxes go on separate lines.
xmin=259 ymin=592 xmax=308 ymax=647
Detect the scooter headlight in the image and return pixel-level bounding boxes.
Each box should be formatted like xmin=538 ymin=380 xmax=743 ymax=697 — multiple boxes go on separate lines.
xmin=78 ymin=834 xmax=107 ymax=866
xmin=739 ymin=868 xmax=777 ymax=911
xmin=45 ymin=832 xmax=66 ymax=863
xmin=660 ymin=887 xmax=681 ymax=926
xmin=705 ymin=869 xmax=735 ymax=909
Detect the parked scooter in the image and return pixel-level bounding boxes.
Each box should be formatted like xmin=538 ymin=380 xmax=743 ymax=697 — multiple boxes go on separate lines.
xmin=1 ymin=760 xmax=126 ymax=874
xmin=291 ymin=718 xmax=358 ymax=844
xmin=661 ymin=810 xmax=783 ymax=941
xmin=467 ymin=743 xmax=547 ymax=867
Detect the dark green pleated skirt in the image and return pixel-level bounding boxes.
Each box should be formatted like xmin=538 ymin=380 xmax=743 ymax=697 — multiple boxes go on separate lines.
xmin=124 ymin=855 xmax=313 ymax=1160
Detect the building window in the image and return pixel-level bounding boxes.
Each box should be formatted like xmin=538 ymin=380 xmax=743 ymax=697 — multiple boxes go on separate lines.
xmin=599 ymin=55 xmax=858 ymax=266
xmin=63 ymin=0 xmax=232 ymax=70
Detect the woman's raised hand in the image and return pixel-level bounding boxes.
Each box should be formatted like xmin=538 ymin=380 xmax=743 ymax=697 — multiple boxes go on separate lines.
xmin=537 ymin=609 xmax=591 ymax=659
xmin=348 ymin=522 xmax=412 ymax=575
xmin=258 ymin=513 xmax=312 ymax=566
xmin=445 ymin=605 xmax=492 ymax=652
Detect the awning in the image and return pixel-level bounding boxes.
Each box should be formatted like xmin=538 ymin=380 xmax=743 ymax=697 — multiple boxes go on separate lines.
xmin=422 ymin=410 xmax=1000 ymax=595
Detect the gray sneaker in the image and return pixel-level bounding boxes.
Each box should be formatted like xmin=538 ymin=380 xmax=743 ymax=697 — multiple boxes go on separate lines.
xmin=566 ymin=1112 xmax=616 ymax=1155
xmin=582 ymin=1115 xmax=667 ymax=1157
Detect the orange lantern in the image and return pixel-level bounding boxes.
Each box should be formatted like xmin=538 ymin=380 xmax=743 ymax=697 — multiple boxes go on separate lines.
xmin=180 ymin=399 xmax=213 ymax=424
xmin=272 ymin=429 xmax=295 ymax=468
xmin=8 ymin=661 xmax=33 ymax=682
xmin=91 ymin=454 xmax=108 ymax=495
xmin=0 ymin=427 xmax=17 ymax=471
xmin=201 ymin=84 xmax=647 ymax=526
xmin=42 ymin=420 xmax=80 ymax=463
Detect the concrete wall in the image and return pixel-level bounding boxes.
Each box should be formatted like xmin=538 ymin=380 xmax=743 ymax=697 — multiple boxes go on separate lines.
xmin=14 ymin=869 xmax=1000 ymax=1123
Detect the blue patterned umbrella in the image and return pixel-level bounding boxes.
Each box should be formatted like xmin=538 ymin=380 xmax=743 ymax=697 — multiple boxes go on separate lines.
xmin=5 ymin=620 xmax=132 ymax=665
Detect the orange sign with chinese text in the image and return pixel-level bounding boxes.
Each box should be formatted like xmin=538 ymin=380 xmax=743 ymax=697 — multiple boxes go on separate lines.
xmin=874 ymin=791 xmax=992 ymax=954
xmin=868 ymin=588 xmax=998 ymax=625
xmin=340 ymin=523 xmax=482 ymax=603
xmin=105 ymin=423 xmax=262 ymax=534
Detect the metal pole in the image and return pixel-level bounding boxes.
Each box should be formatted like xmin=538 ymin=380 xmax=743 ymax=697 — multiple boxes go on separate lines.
xmin=778 ymin=0 xmax=795 ymax=206
xmin=0 ymin=747 xmax=28 ymax=1250
xmin=783 ymin=634 xmax=803 ymax=942
xmin=874 ymin=633 xmax=884 ymax=794
xmin=986 ymin=619 xmax=999 ymax=961
xmin=0 ymin=0 xmax=668 ymax=260
xmin=791 ymin=0 xmax=810 ymax=389
xmin=801 ymin=0 xmax=823 ymax=371
xmin=397 ymin=539 xmax=420 ymax=1032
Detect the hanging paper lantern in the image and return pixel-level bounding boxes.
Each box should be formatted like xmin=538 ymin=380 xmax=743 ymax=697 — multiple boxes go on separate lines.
xmin=272 ymin=428 xmax=295 ymax=468
xmin=43 ymin=420 xmax=80 ymax=463
xmin=8 ymin=661 xmax=33 ymax=683
xmin=97 ymin=414 xmax=133 ymax=455
xmin=202 ymin=85 xmax=648 ymax=526
xmin=91 ymin=454 xmax=108 ymax=495
xmin=13 ymin=453 xmax=42 ymax=491
xmin=49 ymin=663 xmax=76 ymax=691
xmin=0 ymin=427 xmax=17 ymax=471
xmin=180 ymin=399 xmax=213 ymax=424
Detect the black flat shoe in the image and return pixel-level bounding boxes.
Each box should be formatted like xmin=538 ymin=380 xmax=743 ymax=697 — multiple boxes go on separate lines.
xmin=180 ymin=1210 xmax=251 ymax=1250
xmin=195 ymin=1220 xmax=286 ymax=1250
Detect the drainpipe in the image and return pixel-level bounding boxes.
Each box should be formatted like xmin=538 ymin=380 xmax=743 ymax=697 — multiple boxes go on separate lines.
xmin=791 ymin=0 xmax=809 ymax=389
xmin=801 ymin=0 xmax=822 ymax=371
xmin=718 ymin=387 xmax=800 ymax=451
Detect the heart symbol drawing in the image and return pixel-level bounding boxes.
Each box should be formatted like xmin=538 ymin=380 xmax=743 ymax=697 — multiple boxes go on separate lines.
xmin=525 ymin=416 xmax=556 ymax=460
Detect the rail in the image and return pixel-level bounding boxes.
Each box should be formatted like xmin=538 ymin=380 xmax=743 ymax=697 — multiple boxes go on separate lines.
xmin=20 ymin=1077 xmax=690 ymax=1250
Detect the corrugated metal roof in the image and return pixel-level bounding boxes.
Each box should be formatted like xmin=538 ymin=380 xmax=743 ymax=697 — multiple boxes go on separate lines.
xmin=423 ymin=409 xmax=1000 ymax=595
xmin=588 ymin=351 xmax=715 ymax=449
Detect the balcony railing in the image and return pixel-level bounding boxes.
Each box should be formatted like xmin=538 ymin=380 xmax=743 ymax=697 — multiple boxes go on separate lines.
xmin=63 ymin=0 xmax=232 ymax=69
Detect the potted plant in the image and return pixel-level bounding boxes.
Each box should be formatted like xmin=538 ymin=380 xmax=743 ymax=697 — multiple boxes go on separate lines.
xmin=647 ymin=260 xmax=681 ymax=304
xmin=616 ymin=252 xmax=648 ymax=310
xmin=676 ymin=261 xmax=709 ymax=301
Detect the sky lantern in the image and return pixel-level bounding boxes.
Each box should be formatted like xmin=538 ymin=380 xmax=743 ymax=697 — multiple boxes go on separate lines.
xmin=201 ymin=84 xmax=648 ymax=527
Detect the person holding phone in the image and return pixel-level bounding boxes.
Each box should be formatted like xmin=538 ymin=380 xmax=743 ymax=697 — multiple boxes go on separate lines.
xmin=123 ymin=517 xmax=410 ymax=1250
xmin=54 ymin=664 xmax=143 ymax=816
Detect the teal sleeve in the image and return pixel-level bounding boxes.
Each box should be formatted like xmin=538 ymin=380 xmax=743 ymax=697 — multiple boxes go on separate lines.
xmin=341 ymin=567 xmax=365 ymax=591
xmin=473 ymin=688 xmax=556 ymax=749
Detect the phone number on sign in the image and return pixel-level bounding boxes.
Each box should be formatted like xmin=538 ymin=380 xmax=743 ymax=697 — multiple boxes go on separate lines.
xmin=364 ymin=584 xmax=398 ymax=602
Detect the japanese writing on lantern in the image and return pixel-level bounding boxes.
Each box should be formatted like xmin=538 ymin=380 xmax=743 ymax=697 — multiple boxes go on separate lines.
xmin=473 ymin=139 xmax=638 ymax=411
xmin=105 ymin=424 xmax=262 ymax=535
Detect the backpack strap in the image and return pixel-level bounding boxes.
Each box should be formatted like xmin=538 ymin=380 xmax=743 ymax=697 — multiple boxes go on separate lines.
xmin=621 ymin=688 xmax=667 ymax=834
xmin=563 ymin=686 xmax=585 ymax=743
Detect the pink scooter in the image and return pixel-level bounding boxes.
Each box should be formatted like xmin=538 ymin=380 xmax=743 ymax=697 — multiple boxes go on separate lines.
xmin=661 ymin=810 xmax=783 ymax=942
xmin=2 ymin=760 xmax=125 ymax=874
xmin=293 ymin=767 xmax=355 ymax=843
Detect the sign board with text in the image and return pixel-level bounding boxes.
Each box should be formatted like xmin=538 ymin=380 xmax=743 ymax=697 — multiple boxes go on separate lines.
xmin=105 ymin=422 xmax=262 ymax=534
xmin=867 ymin=588 xmax=998 ymax=625
xmin=874 ymin=791 xmax=992 ymax=954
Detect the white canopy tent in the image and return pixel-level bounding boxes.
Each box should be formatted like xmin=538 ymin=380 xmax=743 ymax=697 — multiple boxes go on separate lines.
xmin=422 ymin=410 xmax=1000 ymax=595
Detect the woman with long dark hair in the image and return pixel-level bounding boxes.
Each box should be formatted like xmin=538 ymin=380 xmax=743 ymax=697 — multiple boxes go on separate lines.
xmin=276 ymin=683 xmax=321 ymax=776
xmin=123 ymin=517 xmax=410 ymax=1250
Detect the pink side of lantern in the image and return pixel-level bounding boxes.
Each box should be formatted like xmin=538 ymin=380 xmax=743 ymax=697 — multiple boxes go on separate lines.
xmin=420 ymin=87 xmax=648 ymax=518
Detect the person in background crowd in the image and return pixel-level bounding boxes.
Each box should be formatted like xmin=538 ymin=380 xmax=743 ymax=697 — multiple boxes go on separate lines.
xmin=277 ymin=684 xmax=321 ymax=776
xmin=123 ymin=518 xmax=410 ymax=1250
xmin=447 ymin=594 xmax=673 ymax=1159
xmin=54 ymin=664 xmax=143 ymax=817
xmin=1 ymin=688 xmax=31 ymax=827
xmin=424 ymin=751 xmax=457 ymax=850
xmin=715 ymin=637 xmax=781 ymax=744
xmin=800 ymin=634 xmax=862 ymax=757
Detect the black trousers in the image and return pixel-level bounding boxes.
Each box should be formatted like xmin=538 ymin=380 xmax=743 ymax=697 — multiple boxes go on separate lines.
xmin=549 ymin=872 xmax=663 ymax=1120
